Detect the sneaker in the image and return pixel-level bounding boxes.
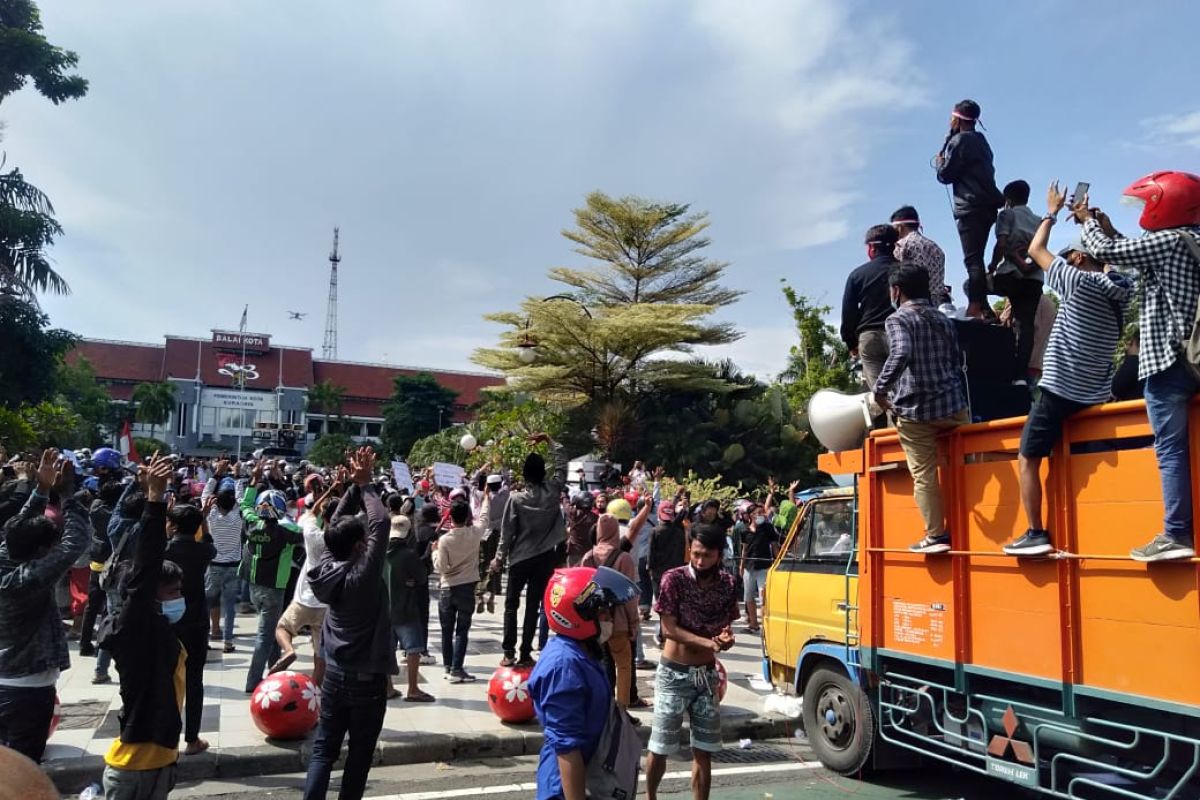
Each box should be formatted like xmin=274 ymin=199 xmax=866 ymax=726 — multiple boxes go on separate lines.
xmin=635 ymin=659 xmax=655 ymax=671
xmin=486 ymin=598 xmax=495 ymax=613
xmin=476 ymin=599 xmax=485 ymax=614
xmin=1003 ymin=529 xmax=1053 ymax=557
xmin=223 ymin=641 xmax=236 ymax=653
xmin=452 ymin=669 xmax=476 ymax=683
xmin=420 ymin=652 xmax=437 ymax=666
xmin=515 ymin=656 xmax=535 ymax=669
xmin=447 ymin=672 xmax=466 ymax=684
xmin=909 ymin=534 xmax=951 ymax=554
xmin=91 ymin=673 xmax=111 ymax=685
xmin=79 ymin=644 xmax=96 ymax=658
xmin=1131 ymin=534 xmax=1197 ymax=563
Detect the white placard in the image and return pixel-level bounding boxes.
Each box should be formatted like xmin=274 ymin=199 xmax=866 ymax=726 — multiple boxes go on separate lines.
xmin=432 ymin=461 xmax=465 ymax=489
xmin=391 ymin=461 xmax=414 ymax=493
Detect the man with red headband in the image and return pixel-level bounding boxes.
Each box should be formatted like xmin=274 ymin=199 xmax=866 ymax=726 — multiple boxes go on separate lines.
xmin=841 ymin=224 xmax=900 ymax=391
xmin=1077 ymin=171 xmax=1200 ymax=561
xmin=935 ymin=98 xmax=1006 ymax=320
xmin=892 ymin=205 xmax=946 ymax=301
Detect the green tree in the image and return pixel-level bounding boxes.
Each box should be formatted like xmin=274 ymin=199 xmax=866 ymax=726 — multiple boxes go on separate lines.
xmin=0 ymin=406 xmax=34 ymax=450
xmin=132 ymin=381 xmax=175 ymax=443
xmin=0 ymin=164 xmax=67 ymax=296
xmin=380 ymin=373 xmax=458 ymax=460
xmin=407 ymin=427 xmax=467 ymax=469
xmin=132 ymin=436 xmax=170 ymax=457
xmin=0 ymin=1 xmax=89 ymax=105
xmin=779 ymin=281 xmax=858 ymax=410
xmin=306 ymin=432 xmax=355 ymax=467
xmin=306 ymin=379 xmax=345 ymax=436
xmin=0 ymin=298 xmax=75 ymax=408
xmin=20 ymin=400 xmax=82 ymax=448
xmin=54 ymin=356 xmax=114 ymax=445
xmin=473 ymin=191 xmax=742 ymax=407
xmin=461 ymin=395 xmax=565 ymax=477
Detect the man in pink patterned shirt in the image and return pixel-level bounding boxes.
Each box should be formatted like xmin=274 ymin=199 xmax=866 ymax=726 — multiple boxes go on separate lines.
xmin=892 ymin=206 xmax=946 ymax=302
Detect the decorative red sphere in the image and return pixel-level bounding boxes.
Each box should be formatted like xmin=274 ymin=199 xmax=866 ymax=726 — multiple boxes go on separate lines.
xmin=487 ymin=665 xmax=535 ymax=723
xmin=714 ymin=658 xmax=728 ymax=703
xmin=48 ymin=694 xmax=61 ymax=738
xmin=249 ymin=671 xmax=320 ymax=739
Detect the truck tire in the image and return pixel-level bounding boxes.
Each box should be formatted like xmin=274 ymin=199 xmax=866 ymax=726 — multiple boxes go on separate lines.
xmin=802 ymin=666 xmax=875 ymax=775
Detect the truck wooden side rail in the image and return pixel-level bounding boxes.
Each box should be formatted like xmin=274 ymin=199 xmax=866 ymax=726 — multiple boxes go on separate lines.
xmin=765 ymin=399 xmax=1200 ymax=798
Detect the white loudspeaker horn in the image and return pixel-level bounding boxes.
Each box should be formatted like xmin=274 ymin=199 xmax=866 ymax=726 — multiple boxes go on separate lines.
xmin=807 ymin=389 xmax=876 ymax=452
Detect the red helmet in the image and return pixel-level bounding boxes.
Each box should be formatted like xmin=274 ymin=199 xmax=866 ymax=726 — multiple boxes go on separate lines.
xmin=544 ymin=566 xmax=640 ymax=640
xmin=1122 ymin=171 xmax=1200 ymax=231
xmin=624 ymin=490 xmax=640 ymax=507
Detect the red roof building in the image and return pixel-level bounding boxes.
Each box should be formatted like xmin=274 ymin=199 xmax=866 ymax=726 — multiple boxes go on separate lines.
xmin=68 ymin=333 xmax=502 ymax=456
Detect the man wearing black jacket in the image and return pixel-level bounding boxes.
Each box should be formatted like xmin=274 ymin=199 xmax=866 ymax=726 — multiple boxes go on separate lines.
xmin=935 ymin=98 xmax=1006 ymax=319
xmin=165 ymin=502 xmax=216 ymax=756
xmin=303 ymin=448 xmax=396 ymax=800
xmin=841 ymin=224 xmax=900 ymax=391
xmin=99 ymin=453 xmax=186 ymax=799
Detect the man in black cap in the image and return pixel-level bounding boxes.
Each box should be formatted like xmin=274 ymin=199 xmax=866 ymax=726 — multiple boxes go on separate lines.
xmin=891 ymin=206 xmax=946 ymax=302
xmin=841 ymin=224 xmax=899 ymax=391
xmin=935 ymin=99 xmax=1005 ymax=320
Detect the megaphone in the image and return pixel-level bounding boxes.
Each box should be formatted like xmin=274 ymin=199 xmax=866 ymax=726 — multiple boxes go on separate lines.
xmin=807 ymin=389 xmax=876 ymax=452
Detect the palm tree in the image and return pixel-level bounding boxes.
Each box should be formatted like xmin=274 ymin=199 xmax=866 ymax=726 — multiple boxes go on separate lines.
xmin=307 ymin=380 xmax=345 ymax=436
xmin=132 ymin=381 xmax=176 ymax=442
xmin=0 ymin=163 xmax=69 ymax=299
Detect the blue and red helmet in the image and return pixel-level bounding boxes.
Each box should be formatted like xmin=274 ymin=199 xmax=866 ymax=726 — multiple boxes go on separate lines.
xmin=91 ymin=447 xmax=123 ymax=471
xmin=256 ymin=490 xmax=289 ymax=521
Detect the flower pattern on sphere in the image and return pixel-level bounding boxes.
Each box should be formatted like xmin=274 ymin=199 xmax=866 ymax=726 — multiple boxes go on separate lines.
xmin=503 ymin=673 xmax=529 ymax=703
xmin=255 ymin=680 xmax=283 ymax=710
xmin=301 ymin=683 xmax=319 ymax=712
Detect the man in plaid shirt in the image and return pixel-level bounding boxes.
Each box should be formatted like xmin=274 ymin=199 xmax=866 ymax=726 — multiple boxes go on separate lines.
xmin=1078 ymin=171 xmax=1200 ymax=561
xmin=873 ymin=263 xmax=969 ymax=554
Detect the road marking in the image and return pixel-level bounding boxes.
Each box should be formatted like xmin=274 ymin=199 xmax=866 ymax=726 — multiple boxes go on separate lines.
xmin=374 ymin=761 xmax=822 ymax=800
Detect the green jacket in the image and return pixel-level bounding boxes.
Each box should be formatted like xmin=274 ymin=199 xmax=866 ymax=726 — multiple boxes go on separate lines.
xmin=240 ymin=486 xmax=303 ymax=589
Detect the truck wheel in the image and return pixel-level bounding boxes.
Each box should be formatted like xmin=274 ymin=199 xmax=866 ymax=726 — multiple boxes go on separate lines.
xmin=802 ymin=666 xmax=875 ymax=775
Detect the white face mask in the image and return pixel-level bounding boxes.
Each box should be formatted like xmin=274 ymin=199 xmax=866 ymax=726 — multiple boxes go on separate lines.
xmin=597 ymin=620 xmax=614 ymax=644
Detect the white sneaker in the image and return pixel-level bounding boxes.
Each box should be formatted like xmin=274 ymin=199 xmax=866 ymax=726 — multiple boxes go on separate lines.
xmin=420 ymin=653 xmax=437 ymax=666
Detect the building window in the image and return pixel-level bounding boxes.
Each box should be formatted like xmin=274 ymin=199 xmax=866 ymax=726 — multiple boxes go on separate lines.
xmin=201 ymin=407 xmax=216 ymax=429
xmin=308 ymin=418 xmax=324 ymax=436
xmin=365 ymin=422 xmax=382 ymax=438
xmin=175 ymin=403 xmax=188 ymax=438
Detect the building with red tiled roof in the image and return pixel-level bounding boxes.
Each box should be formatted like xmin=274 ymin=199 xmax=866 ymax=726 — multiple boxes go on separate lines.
xmin=67 ymin=333 xmax=502 ymax=457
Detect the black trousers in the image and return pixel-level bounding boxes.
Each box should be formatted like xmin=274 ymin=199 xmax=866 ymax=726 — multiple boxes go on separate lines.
xmin=992 ymin=272 xmax=1044 ymax=381
xmin=0 ymin=684 xmax=55 ymax=762
xmin=176 ymin=623 xmax=209 ymax=743
xmin=502 ymin=549 xmax=557 ymax=659
xmin=80 ymin=571 xmax=106 ymax=651
xmin=956 ymin=210 xmax=998 ymax=305
xmin=303 ymin=666 xmax=387 ymax=800
xmin=475 ymin=535 xmax=501 ymax=599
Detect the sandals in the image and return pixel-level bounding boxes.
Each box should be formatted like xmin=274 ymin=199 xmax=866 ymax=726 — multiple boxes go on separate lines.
xmin=268 ymin=652 xmax=297 ymax=675
xmin=628 ymin=698 xmax=652 ymax=709
xmin=499 ymin=655 xmax=517 ymax=668
xmin=404 ymin=690 xmax=436 ymax=703
xmin=223 ymin=642 xmax=236 ymax=653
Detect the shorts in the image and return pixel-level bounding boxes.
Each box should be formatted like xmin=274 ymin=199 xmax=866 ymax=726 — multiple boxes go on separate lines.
xmin=277 ymin=601 xmax=326 ymax=656
xmin=1019 ymin=389 xmax=1090 ymax=459
xmin=742 ymin=568 xmax=768 ymax=605
xmin=394 ymin=621 xmax=426 ymax=657
xmin=647 ymin=659 xmax=723 ymax=755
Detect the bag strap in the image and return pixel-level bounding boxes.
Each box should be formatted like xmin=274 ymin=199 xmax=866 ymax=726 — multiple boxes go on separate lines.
xmin=603 ymin=699 xmax=624 ymax=770
xmin=107 ymin=525 xmax=134 ymax=568
xmin=602 ymin=546 xmax=621 ymax=569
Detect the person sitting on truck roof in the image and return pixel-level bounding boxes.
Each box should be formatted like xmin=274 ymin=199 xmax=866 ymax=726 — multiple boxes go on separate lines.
xmin=872 ymin=263 xmax=970 ymax=555
xmin=1003 ymin=182 xmax=1133 ymax=557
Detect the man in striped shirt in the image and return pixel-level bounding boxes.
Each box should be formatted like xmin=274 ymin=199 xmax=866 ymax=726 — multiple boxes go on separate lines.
xmin=1078 ymin=171 xmax=1200 ymax=561
xmin=1003 ymin=182 xmax=1132 ymax=557
xmin=872 ymin=263 xmax=969 ymax=555
xmin=202 ymin=464 xmax=244 ymax=652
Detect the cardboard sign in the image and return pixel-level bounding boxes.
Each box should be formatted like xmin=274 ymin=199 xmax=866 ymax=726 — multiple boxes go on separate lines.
xmin=432 ymin=461 xmax=466 ymax=489
xmin=391 ymin=461 xmax=414 ymax=493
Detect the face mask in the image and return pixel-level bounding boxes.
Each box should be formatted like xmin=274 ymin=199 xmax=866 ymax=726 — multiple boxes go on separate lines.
xmin=692 ymin=562 xmax=721 ymax=581
xmin=754 ymin=516 xmax=768 ymax=527
xmin=597 ymin=620 xmax=614 ymax=644
xmin=160 ymin=597 xmax=186 ymax=624
xmin=890 ymin=290 xmax=900 ymax=310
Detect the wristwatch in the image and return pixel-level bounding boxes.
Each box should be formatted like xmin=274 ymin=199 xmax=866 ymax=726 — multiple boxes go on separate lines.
xmin=1042 ymin=214 xmax=1058 ymax=225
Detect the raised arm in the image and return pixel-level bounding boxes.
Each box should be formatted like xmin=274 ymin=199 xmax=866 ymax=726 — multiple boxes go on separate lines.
xmin=346 ymin=447 xmax=389 ymax=587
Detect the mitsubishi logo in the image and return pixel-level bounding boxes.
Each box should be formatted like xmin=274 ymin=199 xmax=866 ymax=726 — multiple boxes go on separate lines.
xmin=987 ymin=706 xmax=1034 ymax=765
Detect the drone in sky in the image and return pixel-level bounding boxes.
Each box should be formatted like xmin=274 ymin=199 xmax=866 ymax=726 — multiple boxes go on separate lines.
xmin=287 ymin=311 xmax=307 ymax=321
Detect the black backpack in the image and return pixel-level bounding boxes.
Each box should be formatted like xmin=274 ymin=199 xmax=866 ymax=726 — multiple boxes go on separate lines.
xmin=584 ymin=699 xmax=641 ymax=799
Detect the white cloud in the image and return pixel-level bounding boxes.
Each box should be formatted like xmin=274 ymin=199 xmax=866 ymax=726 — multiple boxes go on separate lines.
xmin=1139 ymin=110 xmax=1200 ymax=149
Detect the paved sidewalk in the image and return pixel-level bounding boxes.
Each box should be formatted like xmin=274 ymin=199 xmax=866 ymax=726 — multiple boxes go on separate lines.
xmin=44 ymin=600 xmax=786 ymax=792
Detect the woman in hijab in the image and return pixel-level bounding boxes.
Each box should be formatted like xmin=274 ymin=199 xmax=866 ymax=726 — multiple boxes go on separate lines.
xmin=581 ymin=514 xmax=640 ymax=708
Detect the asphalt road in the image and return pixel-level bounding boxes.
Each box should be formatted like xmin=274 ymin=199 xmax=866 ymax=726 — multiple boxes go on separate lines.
xmin=171 ymin=737 xmax=1021 ymax=799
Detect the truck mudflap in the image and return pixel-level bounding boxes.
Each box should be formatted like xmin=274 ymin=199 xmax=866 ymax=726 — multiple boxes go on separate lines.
xmin=876 ymin=667 xmax=1200 ymax=798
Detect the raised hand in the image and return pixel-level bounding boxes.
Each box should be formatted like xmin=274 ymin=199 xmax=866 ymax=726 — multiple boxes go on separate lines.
xmin=348 ymin=446 xmax=376 ymax=486
xmin=251 ymin=459 xmax=265 ymax=483
xmin=1047 ymin=181 xmax=1067 ymax=218
xmin=146 ymin=452 xmax=173 ymax=502
xmin=214 ymin=458 xmax=230 ymax=477
xmin=53 ymin=457 xmax=76 ymax=495
xmin=35 ymin=449 xmax=59 ymax=493
xmin=202 ymin=494 xmax=218 ymax=515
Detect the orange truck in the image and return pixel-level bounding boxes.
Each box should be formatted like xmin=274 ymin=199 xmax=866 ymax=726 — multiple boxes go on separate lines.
xmin=761 ymin=400 xmax=1200 ymax=797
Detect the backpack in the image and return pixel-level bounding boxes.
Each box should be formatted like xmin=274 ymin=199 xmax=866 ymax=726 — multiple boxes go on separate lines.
xmin=585 ymin=698 xmax=641 ymax=800
xmin=99 ymin=523 xmax=138 ymax=593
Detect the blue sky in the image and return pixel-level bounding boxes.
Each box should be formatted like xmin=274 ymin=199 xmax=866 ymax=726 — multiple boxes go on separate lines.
xmin=6 ymin=1 xmax=1200 ymax=378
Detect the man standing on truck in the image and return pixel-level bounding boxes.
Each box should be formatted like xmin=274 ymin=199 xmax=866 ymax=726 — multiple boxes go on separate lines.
xmin=872 ymin=263 xmax=970 ymax=554
xmin=841 ymin=224 xmax=900 ymax=391
xmin=1003 ymin=182 xmax=1133 ymax=557
xmin=1077 ymin=171 xmax=1200 ymax=562
xmin=645 ymin=524 xmax=738 ymax=800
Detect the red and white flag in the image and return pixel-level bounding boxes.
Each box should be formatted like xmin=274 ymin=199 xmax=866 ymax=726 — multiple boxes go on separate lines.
xmin=118 ymin=420 xmax=141 ymax=464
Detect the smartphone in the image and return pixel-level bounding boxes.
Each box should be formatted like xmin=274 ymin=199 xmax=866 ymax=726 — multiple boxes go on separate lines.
xmin=1073 ymin=181 xmax=1090 ymax=207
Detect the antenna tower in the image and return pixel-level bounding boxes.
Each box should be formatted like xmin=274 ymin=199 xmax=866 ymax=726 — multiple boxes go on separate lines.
xmin=322 ymin=227 xmax=340 ymax=360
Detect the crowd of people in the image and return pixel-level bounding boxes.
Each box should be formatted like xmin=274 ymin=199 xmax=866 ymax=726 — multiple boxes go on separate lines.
xmin=0 ymin=434 xmax=807 ymax=799
xmin=842 ymin=98 xmax=1200 ymax=562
